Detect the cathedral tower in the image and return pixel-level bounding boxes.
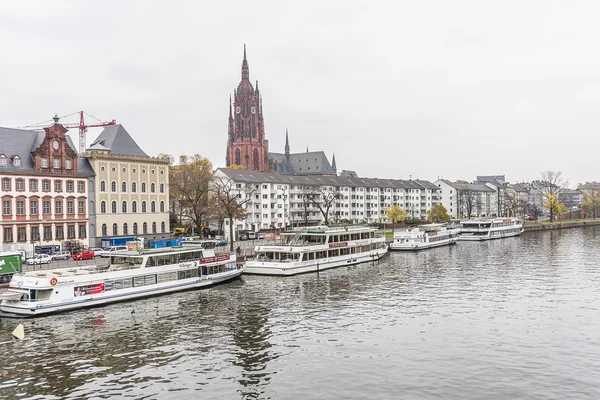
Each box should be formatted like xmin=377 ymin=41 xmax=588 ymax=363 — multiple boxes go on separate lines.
xmin=226 ymin=45 xmax=270 ymax=172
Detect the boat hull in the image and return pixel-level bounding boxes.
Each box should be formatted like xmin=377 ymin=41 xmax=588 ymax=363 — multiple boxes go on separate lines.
xmin=244 ymin=246 xmax=388 ymax=276
xmin=0 ymin=268 xmax=244 ymax=317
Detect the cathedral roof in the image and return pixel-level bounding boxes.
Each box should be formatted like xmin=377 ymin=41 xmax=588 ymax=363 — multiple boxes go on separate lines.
xmin=268 ymin=151 xmax=335 ymax=175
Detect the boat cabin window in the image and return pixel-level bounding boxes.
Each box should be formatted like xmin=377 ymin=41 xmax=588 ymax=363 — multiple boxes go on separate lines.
xmin=26 ymin=289 xmax=53 ymax=302
xmin=256 ymin=251 xmax=300 ymax=261
xmin=110 ymin=256 xmax=143 ymax=268
xmin=179 ymin=250 xmax=202 ymax=261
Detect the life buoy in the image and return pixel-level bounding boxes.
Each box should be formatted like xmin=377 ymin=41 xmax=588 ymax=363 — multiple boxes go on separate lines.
xmin=50 ymin=277 xmax=58 ymax=286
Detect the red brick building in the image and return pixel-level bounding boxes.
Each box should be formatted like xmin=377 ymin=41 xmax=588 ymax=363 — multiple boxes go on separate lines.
xmin=226 ymin=45 xmax=270 ymax=172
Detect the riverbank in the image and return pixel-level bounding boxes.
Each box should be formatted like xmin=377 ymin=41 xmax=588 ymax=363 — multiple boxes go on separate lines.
xmin=524 ymin=219 xmax=600 ymax=232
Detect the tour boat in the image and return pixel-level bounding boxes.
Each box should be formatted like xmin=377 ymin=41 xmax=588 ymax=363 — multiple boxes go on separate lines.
xmin=244 ymin=226 xmax=388 ymax=276
xmin=389 ymin=223 xmax=461 ymax=251
xmin=458 ymin=217 xmax=524 ymax=241
xmin=0 ymin=246 xmax=243 ymax=317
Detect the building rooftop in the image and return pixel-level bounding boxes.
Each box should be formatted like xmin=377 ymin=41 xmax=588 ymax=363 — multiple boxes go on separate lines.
xmin=89 ymin=124 xmax=148 ymax=157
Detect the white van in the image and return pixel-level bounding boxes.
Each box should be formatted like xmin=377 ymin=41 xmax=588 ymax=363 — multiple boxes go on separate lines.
xmin=247 ymin=231 xmax=257 ymax=240
xmin=101 ymin=245 xmax=129 ymax=257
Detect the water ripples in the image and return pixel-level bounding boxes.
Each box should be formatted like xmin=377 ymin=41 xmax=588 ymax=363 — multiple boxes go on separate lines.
xmin=1 ymin=228 xmax=600 ymax=399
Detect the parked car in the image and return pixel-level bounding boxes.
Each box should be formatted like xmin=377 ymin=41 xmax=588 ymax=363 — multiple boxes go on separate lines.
xmin=239 ymin=233 xmax=248 ymax=240
xmin=100 ymin=245 xmax=129 ymax=257
xmin=50 ymin=251 xmax=71 ymax=261
xmin=257 ymin=232 xmax=265 ymax=239
xmin=26 ymin=254 xmax=52 ymax=265
xmin=214 ymin=238 xmax=228 ymax=247
xmin=90 ymin=247 xmax=107 ymax=256
xmin=73 ymin=250 xmax=95 ymax=261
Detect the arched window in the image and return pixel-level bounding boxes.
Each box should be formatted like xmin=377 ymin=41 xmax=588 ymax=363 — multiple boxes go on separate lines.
xmin=111 ymin=201 xmax=117 ymax=213
xmin=160 ymin=201 xmax=165 ymax=212
xmin=100 ymin=181 xmax=106 ymax=192
xmin=152 ymin=222 xmax=157 ymax=233
xmin=111 ymin=181 xmax=116 ymax=192
xmin=143 ymin=222 xmax=148 ymax=234
xmin=235 ymin=148 xmax=241 ymax=165
xmin=141 ymin=183 xmax=146 ymax=193
xmin=151 ymin=201 xmax=156 ymax=212
xmin=132 ymin=182 xmax=137 ymax=193
xmin=151 ymin=183 xmax=155 ymax=193
xmin=253 ymin=148 xmax=259 ymax=170
xmin=161 ymin=221 xmax=166 ymax=233
xmin=132 ymin=201 xmax=137 ymax=213
xmin=123 ymin=223 xmax=128 ymax=235
xmin=133 ymin=222 xmax=138 ymax=235
xmin=122 ymin=201 xmax=127 ymax=213
xmin=112 ymin=223 xmax=118 ymax=235
xmin=100 ymin=201 xmax=106 ymax=214
xmin=160 ymin=183 xmax=164 ymax=193
xmin=142 ymin=201 xmax=147 ymax=213
xmin=122 ymin=182 xmax=127 ymax=192
xmin=101 ymin=224 xmax=107 ymax=236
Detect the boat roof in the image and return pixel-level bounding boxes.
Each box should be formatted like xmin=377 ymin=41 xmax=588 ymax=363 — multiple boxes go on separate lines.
xmin=114 ymin=246 xmax=206 ymax=256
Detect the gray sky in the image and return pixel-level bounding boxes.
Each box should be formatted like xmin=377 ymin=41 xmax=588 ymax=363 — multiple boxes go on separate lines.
xmin=2 ymin=0 xmax=599 ymax=186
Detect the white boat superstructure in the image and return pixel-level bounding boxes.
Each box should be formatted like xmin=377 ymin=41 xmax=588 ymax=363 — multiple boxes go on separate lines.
xmin=458 ymin=217 xmax=524 ymax=241
xmin=244 ymin=226 xmax=388 ymax=276
xmin=390 ymin=223 xmax=461 ymax=251
xmin=0 ymin=246 xmax=243 ymax=317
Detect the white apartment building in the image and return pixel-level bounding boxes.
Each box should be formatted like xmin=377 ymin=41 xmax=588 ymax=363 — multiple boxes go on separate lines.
xmin=215 ymin=169 xmax=441 ymax=241
xmin=0 ymin=120 xmax=94 ymax=256
xmin=434 ymin=179 xmax=496 ymax=219
xmin=84 ymin=125 xmax=170 ymax=247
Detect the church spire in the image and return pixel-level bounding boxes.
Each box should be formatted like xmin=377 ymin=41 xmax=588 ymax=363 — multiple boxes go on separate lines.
xmin=241 ymin=44 xmax=249 ymax=80
xmin=332 ymin=152 xmax=337 ymax=174
xmin=285 ymin=129 xmax=290 ymax=157
xmin=229 ymin=95 xmax=233 ymax=120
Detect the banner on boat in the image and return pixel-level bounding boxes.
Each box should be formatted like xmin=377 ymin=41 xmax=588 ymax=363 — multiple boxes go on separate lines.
xmin=329 ymin=242 xmax=348 ymax=248
xmin=74 ymin=283 xmax=105 ymax=297
xmin=200 ymin=255 xmax=230 ymax=264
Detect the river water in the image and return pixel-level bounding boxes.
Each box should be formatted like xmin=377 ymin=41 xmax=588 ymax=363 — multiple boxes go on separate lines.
xmin=1 ymin=228 xmax=599 ymax=399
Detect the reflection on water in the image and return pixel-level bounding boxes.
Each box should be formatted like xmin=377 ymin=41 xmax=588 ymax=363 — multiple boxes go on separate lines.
xmin=1 ymin=228 xmax=600 ymax=399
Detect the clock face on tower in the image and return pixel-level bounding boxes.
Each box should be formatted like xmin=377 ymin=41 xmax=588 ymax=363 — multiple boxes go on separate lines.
xmin=236 ymin=107 xmax=241 ymax=114
xmin=52 ymin=140 xmax=59 ymax=150
xmin=251 ymin=107 xmax=256 ymax=114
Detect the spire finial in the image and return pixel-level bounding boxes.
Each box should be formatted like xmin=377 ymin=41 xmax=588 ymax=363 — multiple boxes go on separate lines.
xmin=53 ymin=114 xmax=59 ymax=124
xmin=285 ymin=129 xmax=290 ymax=157
xmin=244 ymin=43 xmax=247 ymax=61
xmin=241 ymin=44 xmax=249 ymax=80
xmin=332 ymin=152 xmax=337 ymax=174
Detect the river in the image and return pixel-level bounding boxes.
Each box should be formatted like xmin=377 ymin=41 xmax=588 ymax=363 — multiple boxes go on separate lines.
xmin=1 ymin=228 xmax=599 ymax=399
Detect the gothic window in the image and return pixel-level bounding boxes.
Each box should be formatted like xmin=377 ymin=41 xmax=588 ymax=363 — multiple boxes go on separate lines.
xmin=235 ymin=148 xmax=241 ymax=165
xmin=253 ymin=148 xmax=259 ymax=170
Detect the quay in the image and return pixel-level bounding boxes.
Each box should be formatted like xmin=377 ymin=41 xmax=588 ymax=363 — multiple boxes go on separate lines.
xmin=524 ymin=219 xmax=600 ymax=232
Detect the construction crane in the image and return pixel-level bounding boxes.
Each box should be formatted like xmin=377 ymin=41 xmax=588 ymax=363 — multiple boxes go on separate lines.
xmin=21 ymin=111 xmax=116 ymax=154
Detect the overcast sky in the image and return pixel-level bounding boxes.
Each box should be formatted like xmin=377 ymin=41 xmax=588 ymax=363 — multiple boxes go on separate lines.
xmin=1 ymin=1 xmax=599 ymax=186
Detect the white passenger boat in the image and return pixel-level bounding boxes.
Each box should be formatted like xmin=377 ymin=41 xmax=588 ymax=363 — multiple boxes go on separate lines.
xmin=458 ymin=217 xmax=524 ymax=241
xmin=244 ymin=226 xmax=388 ymax=276
xmin=390 ymin=223 xmax=461 ymax=251
xmin=0 ymin=246 xmax=243 ymax=317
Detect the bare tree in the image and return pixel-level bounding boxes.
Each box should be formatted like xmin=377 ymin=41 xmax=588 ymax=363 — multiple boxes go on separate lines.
xmin=538 ymin=171 xmax=569 ymax=222
xmin=310 ymin=187 xmax=341 ymax=225
xmin=459 ymin=189 xmax=476 ymax=219
xmin=296 ymin=186 xmax=313 ymax=227
xmin=212 ymin=176 xmax=251 ymax=252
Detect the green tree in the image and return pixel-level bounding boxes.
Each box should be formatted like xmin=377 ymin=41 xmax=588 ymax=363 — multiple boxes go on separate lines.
xmin=427 ymin=204 xmax=450 ymax=223
xmin=582 ymin=189 xmax=600 ymax=218
xmin=387 ymin=205 xmax=408 ymax=224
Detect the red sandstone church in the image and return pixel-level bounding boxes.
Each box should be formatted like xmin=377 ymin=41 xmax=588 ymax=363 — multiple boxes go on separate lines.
xmin=225 ymin=46 xmax=337 ymax=176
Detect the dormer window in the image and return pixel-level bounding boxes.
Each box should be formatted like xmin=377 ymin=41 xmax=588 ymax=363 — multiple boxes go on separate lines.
xmin=0 ymin=155 xmax=6 ymax=165
xmin=65 ymin=159 xmax=72 ymax=169
xmin=12 ymin=156 xmax=21 ymax=166
xmin=53 ymin=159 xmax=60 ymax=169
xmin=41 ymin=158 xmax=48 ymax=168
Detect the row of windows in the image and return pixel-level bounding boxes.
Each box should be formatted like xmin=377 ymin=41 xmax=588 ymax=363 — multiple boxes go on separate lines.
xmin=100 ymin=181 xmax=165 ymax=193
xmin=2 ymin=224 xmax=85 ymax=242
xmin=1 ymin=178 xmax=85 ymax=193
xmin=100 ymin=166 xmax=164 ymax=175
xmin=2 ymin=199 xmax=85 ymax=216
xmin=101 ymin=221 xmax=166 ymax=236
xmin=40 ymin=157 xmax=73 ymax=170
xmin=100 ymin=200 xmax=165 ymax=214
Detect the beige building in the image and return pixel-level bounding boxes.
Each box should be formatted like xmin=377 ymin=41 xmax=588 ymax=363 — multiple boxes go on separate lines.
xmin=83 ymin=125 xmax=170 ymax=247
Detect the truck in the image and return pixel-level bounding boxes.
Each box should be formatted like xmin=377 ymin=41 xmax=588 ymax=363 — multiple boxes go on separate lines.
xmin=0 ymin=252 xmax=23 ymax=284
xmin=101 ymin=237 xmax=135 ymax=248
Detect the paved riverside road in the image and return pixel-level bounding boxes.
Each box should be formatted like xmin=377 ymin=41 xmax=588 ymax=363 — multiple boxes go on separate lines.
xmin=22 ymin=257 xmax=109 ymax=273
